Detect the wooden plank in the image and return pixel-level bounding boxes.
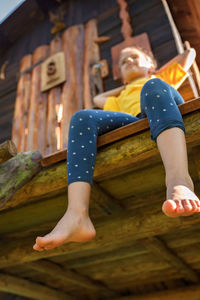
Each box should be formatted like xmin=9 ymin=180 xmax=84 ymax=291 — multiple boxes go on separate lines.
xmin=91 ymin=182 xmax=122 ymax=215
xmin=27 ymin=260 xmax=117 ymax=296
xmin=139 ymin=237 xmax=199 ymax=283
xmin=0 ymin=273 xmax=72 ymax=300
xmin=192 ymin=146 xmax=200 ymax=180
xmin=11 ymin=54 xmax=32 ymax=152
xmin=61 ymin=24 xmax=85 ymax=149
xmin=113 ymin=284 xmax=200 ymax=300
xmin=83 ymin=18 xmax=100 ymax=109
xmin=1 ymin=203 xmax=200 ymax=268
xmin=45 ymin=36 xmax=62 ymax=156
xmin=40 ymin=97 xmax=200 ymax=167
xmin=26 ymin=45 xmax=49 ymax=152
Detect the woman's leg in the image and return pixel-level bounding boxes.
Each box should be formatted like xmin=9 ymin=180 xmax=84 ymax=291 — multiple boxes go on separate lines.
xmin=140 ymin=78 xmax=200 ymax=217
xmin=33 ymin=109 xmax=139 ymax=251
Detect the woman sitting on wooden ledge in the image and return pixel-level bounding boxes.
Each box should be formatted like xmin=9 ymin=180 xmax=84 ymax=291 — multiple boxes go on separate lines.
xmin=33 ymin=46 xmax=200 ymax=252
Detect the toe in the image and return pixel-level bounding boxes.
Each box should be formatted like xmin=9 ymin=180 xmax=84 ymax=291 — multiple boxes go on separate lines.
xmin=162 ymin=200 xmax=177 ymax=217
xmin=189 ymin=199 xmax=198 ymax=212
xmin=36 ymin=235 xmax=52 ymax=247
xmin=33 ymin=243 xmax=45 ymax=251
xmin=182 ymin=199 xmax=193 ymax=212
xmin=195 ymin=200 xmax=200 ymax=212
xmin=175 ymin=200 xmax=184 ymax=214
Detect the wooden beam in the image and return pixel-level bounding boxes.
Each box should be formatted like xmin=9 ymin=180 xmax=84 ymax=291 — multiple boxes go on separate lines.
xmin=0 ymin=272 xmax=73 ymax=300
xmin=1 ymin=109 xmax=200 ymax=212
xmin=0 ymin=150 xmax=42 ymax=209
xmin=91 ymin=182 xmax=123 ymax=215
xmin=0 ymin=141 xmax=17 ymax=164
xmin=0 ymin=208 xmax=200 ymax=268
xmin=139 ymin=237 xmax=199 ymax=283
xmin=113 ymin=284 xmax=200 ymax=300
xmin=27 ymin=260 xmax=117 ymax=297
xmin=192 ymin=146 xmax=200 ymax=180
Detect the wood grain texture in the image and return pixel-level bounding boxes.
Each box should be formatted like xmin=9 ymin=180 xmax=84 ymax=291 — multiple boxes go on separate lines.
xmin=0 ymin=273 xmax=73 ymax=300
xmin=45 ymin=36 xmax=62 ymax=156
xmin=83 ymin=19 xmax=100 ymax=109
xmin=26 ymin=46 xmax=49 ymax=152
xmin=11 ymin=55 xmax=32 ymax=152
xmin=61 ymin=24 xmax=85 ymax=149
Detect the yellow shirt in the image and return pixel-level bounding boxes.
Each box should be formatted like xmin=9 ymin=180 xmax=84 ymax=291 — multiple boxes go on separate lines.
xmin=103 ymin=62 xmax=188 ymax=116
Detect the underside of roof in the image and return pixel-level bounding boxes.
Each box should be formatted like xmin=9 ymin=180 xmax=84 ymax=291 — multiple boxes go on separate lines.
xmin=0 ymin=98 xmax=200 ymax=299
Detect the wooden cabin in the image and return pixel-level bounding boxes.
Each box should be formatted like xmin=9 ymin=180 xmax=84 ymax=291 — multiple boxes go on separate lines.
xmin=0 ymin=0 xmax=200 ymax=299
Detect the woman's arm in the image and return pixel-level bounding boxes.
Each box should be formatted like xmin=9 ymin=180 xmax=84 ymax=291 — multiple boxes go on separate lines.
xmin=155 ymin=48 xmax=196 ymax=73
xmin=93 ymin=85 xmax=125 ymax=108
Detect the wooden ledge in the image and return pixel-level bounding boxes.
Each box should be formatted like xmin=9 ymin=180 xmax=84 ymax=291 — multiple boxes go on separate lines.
xmin=41 ymin=97 xmax=200 ymax=167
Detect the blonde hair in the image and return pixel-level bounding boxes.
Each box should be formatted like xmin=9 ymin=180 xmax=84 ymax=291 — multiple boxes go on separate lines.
xmin=118 ymin=46 xmax=157 ymax=71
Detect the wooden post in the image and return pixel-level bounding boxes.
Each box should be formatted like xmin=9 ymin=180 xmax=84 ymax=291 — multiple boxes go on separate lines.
xmin=83 ymin=19 xmax=100 ymax=109
xmin=26 ymin=45 xmax=49 ymax=152
xmin=45 ymin=36 xmax=62 ymax=155
xmin=61 ymin=25 xmax=85 ymax=149
xmin=12 ymin=54 xmax=32 ymax=152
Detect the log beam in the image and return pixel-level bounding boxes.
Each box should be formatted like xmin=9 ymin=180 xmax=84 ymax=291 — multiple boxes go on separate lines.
xmin=0 ymin=151 xmax=42 ymax=208
xmin=113 ymin=284 xmax=200 ymax=300
xmin=92 ymin=182 xmax=122 ymax=215
xmin=27 ymin=260 xmax=117 ymax=296
xmin=0 ymin=141 xmax=17 ymax=164
xmin=139 ymin=236 xmax=199 ymax=283
xmin=0 ymin=272 xmax=73 ymax=300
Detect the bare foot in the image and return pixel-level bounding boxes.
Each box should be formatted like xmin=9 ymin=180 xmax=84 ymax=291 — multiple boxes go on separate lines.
xmin=33 ymin=209 xmax=96 ymax=251
xmin=162 ymin=180 xmax=200 ymax=218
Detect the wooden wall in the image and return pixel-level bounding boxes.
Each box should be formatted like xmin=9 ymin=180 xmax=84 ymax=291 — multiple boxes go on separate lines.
xmin=0 ymin=0 xmax=191 ymax=147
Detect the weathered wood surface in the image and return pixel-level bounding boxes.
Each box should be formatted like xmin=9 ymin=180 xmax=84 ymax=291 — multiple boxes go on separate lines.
xmin=0 ymin=204 xmax=200 ymax=268
xmin=11 ymin=54 xmax=32 ymax=152
xmin=61 ymin=24 xmax=85 ymax=149
xmin=114 ymin=284 xmax=200 ymax=300
xmin=0 ymin=141 xmax=17 ymax=164
xmin=0 ymin=151 xmax=42 ymax=208
xmin=26 ymin=45 xmax=49 ymax=152
xmin=45 ymin=36 xmax=62 ymax=156
xmin=27 ymin=260 xmax=117 ymax=297
xmin=0 ymin=273 xmax=73 ymax=300
xmin=83 ymin=19 xmax=100 ymax=109
xmin=139 ymin=236 xmax=199 ymax=282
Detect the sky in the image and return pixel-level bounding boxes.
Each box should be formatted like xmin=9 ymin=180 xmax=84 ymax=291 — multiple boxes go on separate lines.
xmin=0 ymin=0 xmax=26 ymax=24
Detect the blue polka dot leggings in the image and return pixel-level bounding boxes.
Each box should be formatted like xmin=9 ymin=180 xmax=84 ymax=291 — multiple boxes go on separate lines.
xmin=67 ymin=78 xmax=185 ymax=185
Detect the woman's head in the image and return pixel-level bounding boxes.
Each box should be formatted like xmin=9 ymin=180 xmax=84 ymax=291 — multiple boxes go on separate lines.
xmin=118 ymin=46 xmax=157 ymax=84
